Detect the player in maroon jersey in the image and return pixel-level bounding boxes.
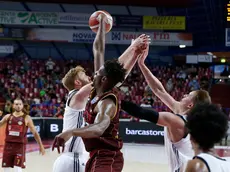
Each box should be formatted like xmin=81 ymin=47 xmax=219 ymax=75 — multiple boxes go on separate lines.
xmin=0 ymin=98 xmax=45 ymax=172
xmin=53 ymin=59 xmax=126 ymax=172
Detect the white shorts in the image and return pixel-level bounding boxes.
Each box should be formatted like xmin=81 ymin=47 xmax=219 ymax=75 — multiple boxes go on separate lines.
xmin=53 ymin=152 xmax=89 ymax=172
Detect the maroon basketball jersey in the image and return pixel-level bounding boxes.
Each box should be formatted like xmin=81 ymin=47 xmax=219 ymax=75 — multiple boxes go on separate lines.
xmin=5 ymin=114 xmax=28 ymax=144
xmin=83 ymin=88 xmax=123 ymax=152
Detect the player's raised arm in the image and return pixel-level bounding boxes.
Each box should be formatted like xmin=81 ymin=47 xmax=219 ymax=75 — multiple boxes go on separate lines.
xmin=118 ymin=34 xmax=150 ymax=79
xmin=137 ymin=44 xmax=180 ymax=114
xmin=93 ymin=13 xmax=106 ymax=73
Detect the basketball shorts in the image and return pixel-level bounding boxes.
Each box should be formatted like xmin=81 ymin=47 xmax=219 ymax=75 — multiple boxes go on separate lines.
xmin=2 ymin=142 xmax=26 ymax=168
xmin=85 ymin=149 xmax=124 ymax=172
xmin=53 ymin=152 xmax=89 ymax=172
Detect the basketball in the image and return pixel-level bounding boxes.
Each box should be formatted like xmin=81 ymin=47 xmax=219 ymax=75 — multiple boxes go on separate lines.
xmin=89 ymin=10 xmax=113 ymax=33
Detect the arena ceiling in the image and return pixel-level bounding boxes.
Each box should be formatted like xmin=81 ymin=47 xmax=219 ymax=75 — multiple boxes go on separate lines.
xmin=11 ymin=0 xmax=191 ymax=7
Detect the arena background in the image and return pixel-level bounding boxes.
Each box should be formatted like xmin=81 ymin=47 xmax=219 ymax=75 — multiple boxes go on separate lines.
xmin=0 ymin=0 xmax=229 ymax=171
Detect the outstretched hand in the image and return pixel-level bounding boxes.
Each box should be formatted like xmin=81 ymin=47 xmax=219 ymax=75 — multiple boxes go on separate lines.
xmin=52 ymin=130 xmax=72 ymax=154
xmin=131 ymin=34 xmax=151 ymax=53
xmin=138 ymin=42 xmax=150 ymax=65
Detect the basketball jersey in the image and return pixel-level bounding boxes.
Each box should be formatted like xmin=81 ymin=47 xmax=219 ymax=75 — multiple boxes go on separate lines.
xmin=194 ymin=153 xmax=230 ymax=172
xmin=164 ymin=114 xmax=194 ymax=172
xmin=83 ymin=88 xmax=123 ymax=153
xmin=63 ymin=89 xmax=87 ymax=154
xmin=5 ymin=114 xmax=28 ymax=144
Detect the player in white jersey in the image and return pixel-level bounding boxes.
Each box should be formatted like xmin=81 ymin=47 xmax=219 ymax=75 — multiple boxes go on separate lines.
xmin=52 ymin=13 xmax=150 ymax=172
xmin=53 ymin=66 xmax=91 ymax=172
xmin=120 ymin=43 xmax=212 ymax=172
xmin=185 ymin=103 xmax=230 ymax=172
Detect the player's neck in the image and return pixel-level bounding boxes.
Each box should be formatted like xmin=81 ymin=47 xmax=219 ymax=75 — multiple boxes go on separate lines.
xmin=95 ymin=87 xmax=109 ymax=96
xmin=194 ymin=147 xmax=216 ymax=156
xmin=13 ymin=111 xmax=24 ymax=117
xmin=179 ymin=106 xmax=190 ymax=115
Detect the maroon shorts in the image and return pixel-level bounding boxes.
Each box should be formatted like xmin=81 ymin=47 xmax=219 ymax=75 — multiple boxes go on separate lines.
xmin=2 ymin=142 xmax=26 ymax=168
xmin=85 ymin=149 xmax=124 ymax=172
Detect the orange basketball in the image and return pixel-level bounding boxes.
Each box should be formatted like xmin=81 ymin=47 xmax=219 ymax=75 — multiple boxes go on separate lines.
xmin=89 ymin=10 xmax=113 ymax=33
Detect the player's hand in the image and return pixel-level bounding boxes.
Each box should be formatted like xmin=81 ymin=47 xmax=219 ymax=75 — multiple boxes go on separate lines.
xmin=39 ymin=146 xmax=46 ymax=155
xmin=131 ymin=34 xmax=151 ymax=52
xmin=138 ymin=42 xmax=150 ymax=65
xmin=52 ymin=130 xmax=72 ymax=154
xmin=97 ymin=13 xmax=109 ymax=24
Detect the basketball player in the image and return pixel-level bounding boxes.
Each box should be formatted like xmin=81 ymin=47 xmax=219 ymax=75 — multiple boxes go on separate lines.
xmin=0 ymin=98 xmax=45 ymax=172
xmin=120 ymin=44 xmax=212 ymax=172
xmin=52 ymin=66 xmax=91 ymax=172
xmin=53 ymin=59 xmax=126 ymax=172
xmin=52 ymin=13 xmax=149 ymax=172
xmin=185 ymin=103 xmax=230 ymax=172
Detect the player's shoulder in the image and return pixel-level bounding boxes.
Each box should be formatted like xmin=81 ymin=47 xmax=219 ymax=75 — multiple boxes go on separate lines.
xmin=24 ymin=115 xmax=32 ymax=121
xmin=185 ymin=159 xmax=208 ymax=172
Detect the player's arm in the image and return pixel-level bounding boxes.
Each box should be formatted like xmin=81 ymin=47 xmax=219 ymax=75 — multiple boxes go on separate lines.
xmin=72 ymin=98 xmax=115 ymax=138
xmin=185 ymin=159 xmax=208 ymax=172
xmin=75 ymin=83 xmax=93 ymax=103
xmin=93 ymin=13 xmax=106 ymax=73
xmin=26 ymin=115 xmax=45 ymax=155
xmin=121 ymin=100 xmax=183 ymax=127
xmin=138 ymin=51 xmax=180 ymax=114
xmin=53 ymin=98 xmax=115 ymax=145
xmin=0 ymin=114 xmax=10 ymax=127
xmin=118 ymin=34 xmax=149 ymax=79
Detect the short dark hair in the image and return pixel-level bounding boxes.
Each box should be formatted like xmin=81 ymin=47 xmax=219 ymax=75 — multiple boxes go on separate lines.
xmin=186 ymin=103 xmax=228 ymax=150
xmin=104 ymin=59 xmax=126 ymax=88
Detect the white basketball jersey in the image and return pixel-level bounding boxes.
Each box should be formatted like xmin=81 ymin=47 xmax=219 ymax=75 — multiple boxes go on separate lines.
xmin=63 ymin=89 xmax=87 ymax=154
xmin=195 ymin=153 xmax=230 ymax=172
xmin=164 ymin=114 xmax=194 ymax=172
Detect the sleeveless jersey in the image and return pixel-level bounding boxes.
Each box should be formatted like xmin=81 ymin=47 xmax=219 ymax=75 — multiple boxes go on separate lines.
xmin=5 ymin=114 xmax=28 ymax=144
xmin=83 ymin=88 xmax=123 ymax=152
xmin=63 ymin=89 xmax=87 ymax=154
xmin=164 ymin=114 xmax=194 ymax=172
xmin=194 ymin=153 xmax=230 ymax=172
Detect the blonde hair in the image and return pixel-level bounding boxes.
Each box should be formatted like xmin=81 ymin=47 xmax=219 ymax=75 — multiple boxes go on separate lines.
xmin=193 ymin=90 xmax=211 ymax=105
xmin=62 ymin=66 xmax=85 ymax=91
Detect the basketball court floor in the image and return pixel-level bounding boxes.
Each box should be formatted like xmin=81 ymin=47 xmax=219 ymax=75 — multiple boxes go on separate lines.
xmin=0 ymin=142 xmax=229 ymax=172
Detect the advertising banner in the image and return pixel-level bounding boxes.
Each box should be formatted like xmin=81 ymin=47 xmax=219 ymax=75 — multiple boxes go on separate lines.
xmin=113 ymin=15 xmax=142 ymax=28
xmin=0 ymin=10 xmax=91 ymax=27
xmin=225 ymin=28 xmax=230 ymax=46
xmin=108 ymin=31 xmax=192 ymax=46
xmin=0 ymin=28 xmax=25 ymax=40
xmin=44 ymin=118 xmax=63 ymax=139
xmin=0 ymin=46 xmax=14 ymax=53
xmin=29 ymin=118 xmax=164 ymax=144
xmin=0 ymin=10 xmax=142 ymax=28
xmin=119 ymin=121 xmax=164 ymax=144
xmin=143 ymin=16 xmax=186 ymax=30
xmin=27 ymin=119 xmax=44 ymax=141
xmin=24 ymin=28 xmax=193 ymax=46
